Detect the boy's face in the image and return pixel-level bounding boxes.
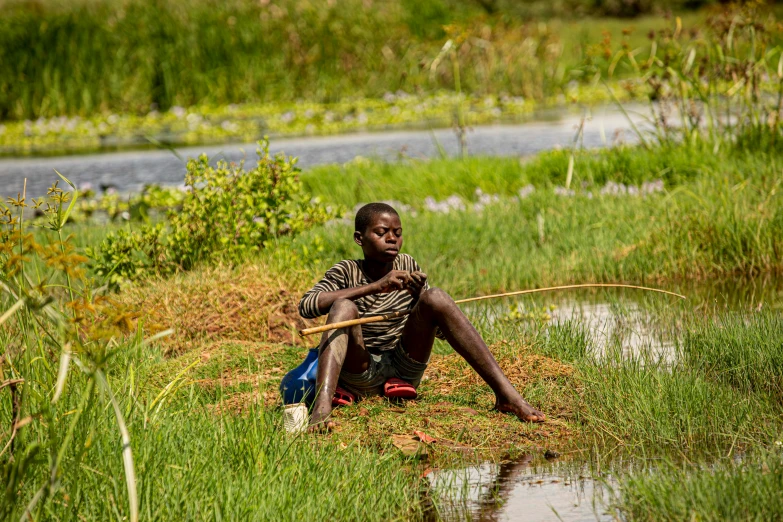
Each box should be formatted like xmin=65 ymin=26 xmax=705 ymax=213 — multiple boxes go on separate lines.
xmin=354 ymin=212 xmax=403 ymax=263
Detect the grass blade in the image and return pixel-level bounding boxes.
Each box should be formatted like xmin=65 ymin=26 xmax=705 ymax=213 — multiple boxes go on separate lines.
xmin=54 ymin=170 xmax=79 ymax=227
xmin=51 ymin=344 xmax=71 ymax=404
xmin=0 ymin=299 xmax=24 ymax=325
xmin=97 ymin=370 xmax=138 ymax=522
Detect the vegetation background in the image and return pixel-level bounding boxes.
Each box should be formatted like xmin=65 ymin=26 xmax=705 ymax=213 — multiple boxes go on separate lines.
xmin=3 ymin=1 xmax=783 ymax=521
xmin=0 ymin=0 xmax=758 ymax=120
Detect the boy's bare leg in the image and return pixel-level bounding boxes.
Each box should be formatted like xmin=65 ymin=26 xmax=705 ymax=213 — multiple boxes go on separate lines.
xmin=309 ymin=298 xmax=370 ymax=432
xmin=402 ymin=288 xmax=545 ymax=422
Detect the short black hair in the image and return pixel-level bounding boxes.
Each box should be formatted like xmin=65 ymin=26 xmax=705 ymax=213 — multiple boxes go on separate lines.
xmin=355 ymin=202 xmax=399 ymax=232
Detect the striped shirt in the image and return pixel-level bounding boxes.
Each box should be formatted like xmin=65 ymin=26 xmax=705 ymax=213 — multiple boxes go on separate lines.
xmin=298 ymin=254 xmax=429 ymax=353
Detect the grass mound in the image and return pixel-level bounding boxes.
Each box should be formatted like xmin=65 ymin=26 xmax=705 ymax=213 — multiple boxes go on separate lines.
xmin=118 ymin=264 xmax=317 ymax=355
xmin=154 ymin=335 xmax=578 ymax=460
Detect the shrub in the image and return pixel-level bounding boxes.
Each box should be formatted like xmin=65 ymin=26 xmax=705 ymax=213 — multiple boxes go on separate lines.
xmin=89 ymin=141 xmax=338 ymax=288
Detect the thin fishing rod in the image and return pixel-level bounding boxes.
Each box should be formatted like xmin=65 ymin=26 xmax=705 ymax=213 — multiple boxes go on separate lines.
xmin=298 ymin=283 xmax=686 ymax=337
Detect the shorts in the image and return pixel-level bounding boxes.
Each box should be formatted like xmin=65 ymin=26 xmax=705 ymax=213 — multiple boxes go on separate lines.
xmin=338 ymin=341 xmax=428 ymax=397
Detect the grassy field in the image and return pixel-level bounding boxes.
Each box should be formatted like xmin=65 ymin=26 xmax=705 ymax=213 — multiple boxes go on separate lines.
xmin=615 ymin=452 xmax=783 ymax=521
xmin=3 ymin=0 xmax=781 ymax=155
xmin=296 ymin=142 xmax=783 ymax=295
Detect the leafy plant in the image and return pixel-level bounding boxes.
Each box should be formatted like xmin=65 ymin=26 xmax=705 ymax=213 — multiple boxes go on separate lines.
xmin=90 ymin=140 xmax=339 ymax=288
xmin=86 ymin=224 xmax=166 ymax=289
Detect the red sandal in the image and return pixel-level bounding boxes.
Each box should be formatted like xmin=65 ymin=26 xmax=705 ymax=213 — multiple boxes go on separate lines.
xmin=332 ymin=386 xmax=356 ymax=407
xmin=384 ymin=378 xmax=417 ymax=400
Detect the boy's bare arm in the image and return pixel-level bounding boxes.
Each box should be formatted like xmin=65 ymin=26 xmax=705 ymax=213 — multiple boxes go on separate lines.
xmin=314 ymin=271 xmax=427 ymax=315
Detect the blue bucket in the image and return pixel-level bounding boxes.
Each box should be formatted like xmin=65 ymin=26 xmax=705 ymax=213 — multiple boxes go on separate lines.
xmin=279 ymin=348 xmax=319 ymax=405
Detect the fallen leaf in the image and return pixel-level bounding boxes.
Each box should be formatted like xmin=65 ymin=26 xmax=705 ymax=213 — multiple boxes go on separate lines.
xmin=391 ymin=434 xmax=428 ymax=457
xmin=413 ymin=430 xmax=437 ymax=444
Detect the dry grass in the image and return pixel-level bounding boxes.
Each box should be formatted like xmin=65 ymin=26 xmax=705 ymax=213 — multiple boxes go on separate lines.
xmin=118 ymin=264 xmax=321 ymax=355
xmin=329 ymin=340 xmax=579 ymax=460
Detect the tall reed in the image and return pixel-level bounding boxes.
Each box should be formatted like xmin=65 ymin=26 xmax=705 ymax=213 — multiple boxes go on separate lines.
xmin=604 ymin=2 xmax=783 ymax=146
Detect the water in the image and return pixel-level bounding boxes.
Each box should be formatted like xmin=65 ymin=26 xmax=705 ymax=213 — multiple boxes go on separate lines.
xmin=466 ymin=276 xmax=783 ymax=362
xmin=427 ymin=456 xmax=613 ymax=522
xmin=0 ymin=106 xmax=645 ymax=197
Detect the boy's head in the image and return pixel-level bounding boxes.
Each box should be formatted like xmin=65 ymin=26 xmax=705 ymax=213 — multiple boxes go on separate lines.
xmin=354 ymin=203 xmax=402 ymax=263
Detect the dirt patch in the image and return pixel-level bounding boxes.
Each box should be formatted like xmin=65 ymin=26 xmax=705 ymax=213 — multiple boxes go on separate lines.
xmin=119 ymin=264 xmax=322 ymax=355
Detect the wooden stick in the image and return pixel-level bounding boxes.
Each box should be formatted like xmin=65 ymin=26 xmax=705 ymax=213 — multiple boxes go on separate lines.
xmin=299 ymin=310 xmax=411 ymax=337
xmin=298 ymin=283 xmax=685 ymax=336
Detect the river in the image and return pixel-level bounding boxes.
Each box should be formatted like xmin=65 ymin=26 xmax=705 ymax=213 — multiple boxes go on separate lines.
xmin=0 ymin=107 xmax=644 ymax=197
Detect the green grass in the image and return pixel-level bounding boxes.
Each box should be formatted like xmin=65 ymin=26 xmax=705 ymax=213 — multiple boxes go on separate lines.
xmin=576 ymin=353 xmax=780 ymax=453
xmin=615 ymin=453 xmax=783 ymax=521
xmin=471 ymin=309 xmax=783 ymax=456
xmin=302 ymin=142 xmax=720 ymax=208
xmin=290 ymin=145 xmax=783 ymax=296
xmin=1 ymin=338 xmax=423 ymax=521
xmin=683 ymin=313 xmax=783 ymax=404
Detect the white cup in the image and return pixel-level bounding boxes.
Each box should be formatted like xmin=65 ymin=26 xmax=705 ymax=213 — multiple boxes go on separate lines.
xmin=283 ymin=403 xmax=309 ymax=433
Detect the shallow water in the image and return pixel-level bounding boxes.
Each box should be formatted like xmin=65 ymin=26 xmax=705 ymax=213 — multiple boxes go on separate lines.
xmin=427 ymin=456 xmax=613 ymax=522
xmin=465 ymin=276 xmax=783 ymax=361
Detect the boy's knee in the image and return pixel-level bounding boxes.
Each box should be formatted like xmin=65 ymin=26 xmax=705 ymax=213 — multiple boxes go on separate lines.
xmin=418 ymin=287 xmax=453 ymax=313
xmin=329 ymin=298 xmax=359 ymax=320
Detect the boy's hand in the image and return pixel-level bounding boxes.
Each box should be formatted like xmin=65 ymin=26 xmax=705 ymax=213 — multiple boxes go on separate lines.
xmin=408 ymin=271 xmax=427 ymax=296
xmin=372 ymin=270 xmax=414 ymax=293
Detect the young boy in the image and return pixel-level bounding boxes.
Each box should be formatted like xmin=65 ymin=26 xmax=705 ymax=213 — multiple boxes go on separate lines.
xmin=298 ymin=202 xmax=545 ymax=430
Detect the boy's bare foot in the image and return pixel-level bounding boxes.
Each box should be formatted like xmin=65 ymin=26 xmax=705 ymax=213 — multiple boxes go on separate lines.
xmin=495 ymin=398 xmax=546 ymax=423
xmin=308 ymin=410 xmax=338 ymax=433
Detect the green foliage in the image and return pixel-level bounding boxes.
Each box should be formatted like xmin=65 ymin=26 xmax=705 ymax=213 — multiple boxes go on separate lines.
xmin=167 ymin=142 xmax=335 ymax=269
xmin=86 ymin=224 xmax=166 ymax=289
xmin=1 ymin=177 xmax=142 ymax=521
xmin=90 ymin=141 xmax=338 ymax=287
xmin=537 ymin=319 xmax=592 ymax=362
xmin=576 ymin=354 xmax=780 ymax=451
xmin=302 ymin=142 xmax=715 ymax=209
xmin=604 ymin=2 xmax=783 ymax=145
xmin=0 ymin=0 xmax=682 ymax=122
xmin=293 ymin=137 xmax=783 ymax=296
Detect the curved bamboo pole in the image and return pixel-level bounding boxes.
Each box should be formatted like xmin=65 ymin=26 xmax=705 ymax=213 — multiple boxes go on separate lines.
xmin=298 ymin=283 xmax=686 ymax=337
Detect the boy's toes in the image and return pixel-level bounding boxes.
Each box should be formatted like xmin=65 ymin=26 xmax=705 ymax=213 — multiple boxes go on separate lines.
xmin=496 ymin=400 xmax=546 ymax=423
xmin=307 ymin=420 xmax=339 ymax=433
